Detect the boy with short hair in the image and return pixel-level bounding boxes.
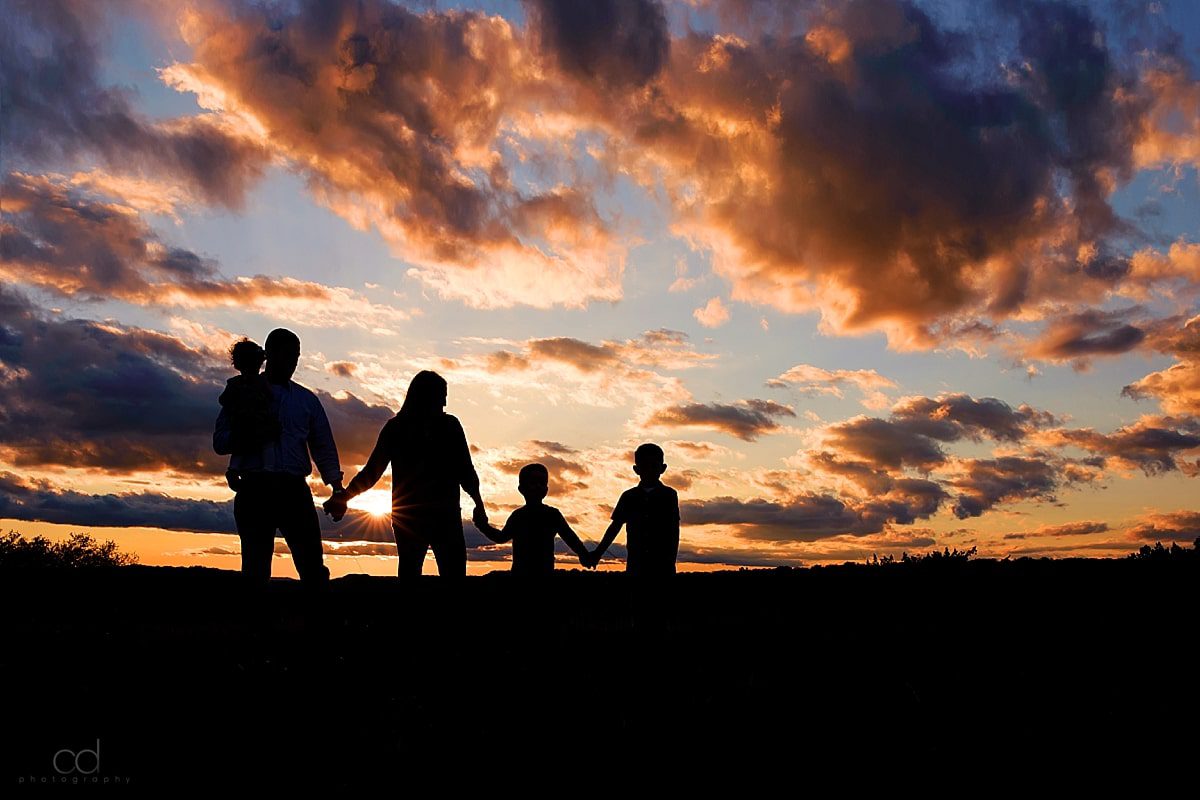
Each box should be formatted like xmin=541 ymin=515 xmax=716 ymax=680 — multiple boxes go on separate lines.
xmin=473 ymin=463 xmax=591 ymax=575
xmin=587 ymin=443 xmax=680 ymax=575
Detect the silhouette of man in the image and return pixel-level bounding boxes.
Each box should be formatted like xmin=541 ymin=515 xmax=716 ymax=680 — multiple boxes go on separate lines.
xmin=214 ymin=328 xmax=343 ymax=590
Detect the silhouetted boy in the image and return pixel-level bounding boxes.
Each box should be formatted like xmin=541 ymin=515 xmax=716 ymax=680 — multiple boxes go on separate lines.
xmin=473 ymin=463 xmax=591 ymax=575
xmin=588 ymin=443 xmax=680 ymax=575
xmin=219 ymin=338 xmax=279 ymax=490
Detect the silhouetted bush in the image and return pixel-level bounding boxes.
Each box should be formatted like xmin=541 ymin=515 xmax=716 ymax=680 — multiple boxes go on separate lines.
xmin=0 ymin=531 xmax=139 ymax=569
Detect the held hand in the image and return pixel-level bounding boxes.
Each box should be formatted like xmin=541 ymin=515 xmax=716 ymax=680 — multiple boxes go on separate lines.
xmin=471 ymin=504 xmax=489 ymax=530
xmin=323 ymin=491 xmax=349 ymax=523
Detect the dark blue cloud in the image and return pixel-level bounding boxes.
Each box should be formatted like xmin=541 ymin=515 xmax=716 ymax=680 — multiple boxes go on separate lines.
xmin=0 ymin=0 xmax=266 ymax=206
xmin=0 ymin=287 xmax=394 ymax=475
xmin=0 ymin=472 xmax=236 ymax=534
xmin=523 ymin=0 xmax=669 ymax=88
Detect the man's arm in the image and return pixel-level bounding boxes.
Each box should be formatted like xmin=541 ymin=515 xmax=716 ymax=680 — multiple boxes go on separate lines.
xmin=307 ymin=396 xmax=344 ymax=489
xmin=344 ymin=422 xmax=392 ymax=498
xmin=213 ymin=406 xmax=233 ymax=456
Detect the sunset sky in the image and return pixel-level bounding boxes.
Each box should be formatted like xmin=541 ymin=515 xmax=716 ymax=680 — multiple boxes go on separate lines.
xmin=2 ymin=0 xmax=1199 ymax=575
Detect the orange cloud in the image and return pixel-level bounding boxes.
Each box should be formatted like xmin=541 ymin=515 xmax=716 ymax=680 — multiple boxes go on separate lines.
xmin=1001 ymin=521 xmax=1110 ymax=540
xmin=693 ymin=296 xmax=731 ymax=328
xmin=767 ymin=363 xmax=896 ymax=409
xmin=1125 ymin=510 xmax=1200 ymax=543
xmin=422 ymin=329 xmax=713 ymax=413
xmin=647 ymin=399 xmax=796 ymax=441
xmin=581 ymin=0 xmax=1157 ymax=346
xmin=1124 ymin=360 xmax=1200 ymax=417
xmin=168 ymin=0 xmax=626 ymax=309
xmin=1134 ymin=60 xmax=1200 ymax=170
xmin=1122 ymin=314 xmax=1200 ymax=417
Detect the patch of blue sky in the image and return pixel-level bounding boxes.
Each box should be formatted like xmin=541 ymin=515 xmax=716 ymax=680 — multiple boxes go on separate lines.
xmin=415 ymin=0 xmax=525 ymax=24
xmin=161 ymin=168 xmax=404 ymax=290
xmin=1110 ymin=165 xmax=1200 ymax=247
xmin=98 ymin=8 xmax=202 ymax=120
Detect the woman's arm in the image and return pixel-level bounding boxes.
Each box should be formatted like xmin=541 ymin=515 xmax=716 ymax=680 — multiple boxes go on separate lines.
xmin=345 ymin=421 xmax=393 ymax=498
xmin=452 ymin=416 xmax=485 ymax=510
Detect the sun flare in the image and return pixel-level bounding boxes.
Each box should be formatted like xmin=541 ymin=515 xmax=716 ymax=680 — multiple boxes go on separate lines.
xmin=348 ymin=489 xmax=392 ymax=518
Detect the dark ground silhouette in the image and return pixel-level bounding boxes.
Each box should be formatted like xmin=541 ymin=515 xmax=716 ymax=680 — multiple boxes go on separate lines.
xmin=3 ymin=550 xmax=1197 ymax=787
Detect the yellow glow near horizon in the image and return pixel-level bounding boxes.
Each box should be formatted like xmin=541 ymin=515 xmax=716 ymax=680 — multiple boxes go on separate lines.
xmin=348 ymin=489 xmax=392 ymax=518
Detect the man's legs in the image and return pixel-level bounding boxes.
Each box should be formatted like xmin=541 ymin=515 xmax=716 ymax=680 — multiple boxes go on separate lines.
xmin=234 ymin=477 xmax=275 ymax=589
xmin=276 ymin=474 xmax=330 ymax=586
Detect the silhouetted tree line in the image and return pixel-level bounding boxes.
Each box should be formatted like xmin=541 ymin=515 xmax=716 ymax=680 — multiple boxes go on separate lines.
xmin=2 ymin=529 xmax=1197 ymax=571
xmin=1126 ymin=539 xmax=1200 ymax=561
xmin=0 ymin=531 xmax=138 ymax=569
xmin=867 ymin=546 xmax=978 ymax=566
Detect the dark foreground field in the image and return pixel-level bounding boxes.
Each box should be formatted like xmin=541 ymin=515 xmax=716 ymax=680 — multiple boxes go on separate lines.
xmin=3 ymin=557 xmax=1197 ymax=787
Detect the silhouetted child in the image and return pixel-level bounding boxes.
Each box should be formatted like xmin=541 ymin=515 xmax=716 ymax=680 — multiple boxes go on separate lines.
xmin=219 ymin=338 xmax=279 ymax=490
xmin=588 ymin=443 xmax=680 ymax=575
xmin=473 ymin=463 xmax=591 ymax=575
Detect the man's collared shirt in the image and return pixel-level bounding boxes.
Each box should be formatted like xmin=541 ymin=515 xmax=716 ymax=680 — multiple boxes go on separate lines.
xmin=214 ymin=380 xmax=343 ymax=486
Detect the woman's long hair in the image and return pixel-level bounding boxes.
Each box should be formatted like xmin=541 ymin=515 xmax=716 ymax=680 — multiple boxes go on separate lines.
xmin=398 ymin=370 xmax=448 ymax=420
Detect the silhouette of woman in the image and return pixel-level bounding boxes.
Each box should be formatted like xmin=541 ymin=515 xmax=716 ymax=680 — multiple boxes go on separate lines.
xmin=330 ymin=371 xmax=486 ymax=577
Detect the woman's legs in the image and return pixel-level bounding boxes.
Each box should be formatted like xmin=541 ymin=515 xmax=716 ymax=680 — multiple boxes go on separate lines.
xmin=429 ymin=516 xmax=466 ymax=578
xmin=392 ymin=525 xmax=429 ymax=577
xmin=393 ymin=506 xmax=466 ymax=577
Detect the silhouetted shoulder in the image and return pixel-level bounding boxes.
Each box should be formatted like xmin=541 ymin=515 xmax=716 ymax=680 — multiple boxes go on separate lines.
xmin=662 ymin=484 xmax=681 ymax=518
xmin=612 ymin=487 xmax=639 ymax=520
xmin=661 ymin=485 xmax=680 ymax=504
xmin=617 ymin=487 xmax=641 ymax=503
xmin=289 ymin=380 xmax=320 ymax=402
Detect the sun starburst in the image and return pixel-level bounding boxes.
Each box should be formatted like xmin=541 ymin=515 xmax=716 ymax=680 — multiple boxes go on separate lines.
xmin=348 ymin=489 xmax=392 ymax=518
